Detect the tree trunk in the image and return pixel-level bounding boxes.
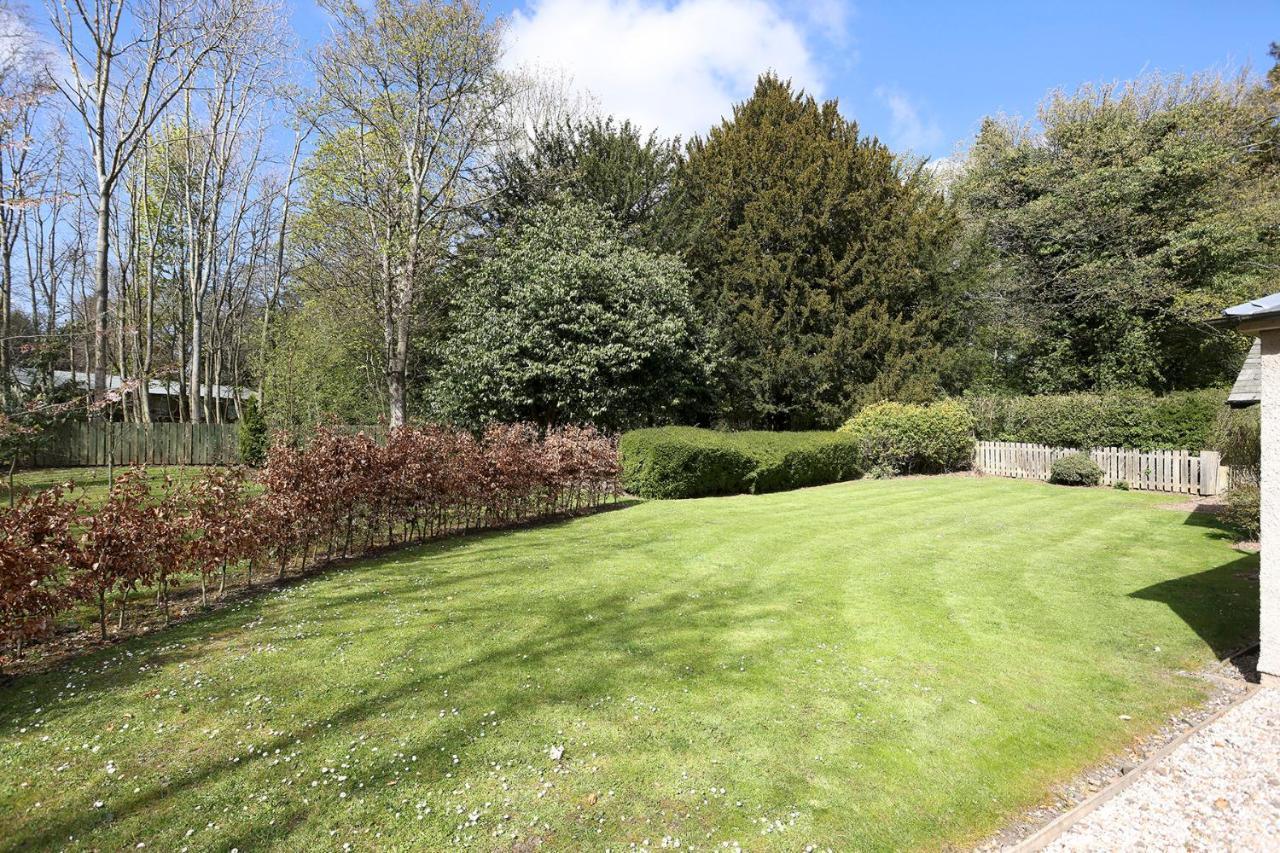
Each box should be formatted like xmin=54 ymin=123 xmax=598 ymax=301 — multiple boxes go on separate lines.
xmin=189 ymin=292 xmax=204 ymax=424
xmin=93 ymin=183 xmax=111 ymax=396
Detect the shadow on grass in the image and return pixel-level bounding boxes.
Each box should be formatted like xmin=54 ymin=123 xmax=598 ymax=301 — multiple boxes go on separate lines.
xmin=0 ymin=497 xmax=645 ymax=682
xmin=2 ymin=538 xmax=778 ymax=850
xmin=1178 ymin=508 xmax=1240 ymax=542
xmin=1130 ymin=517 xmax=1259 ymax=678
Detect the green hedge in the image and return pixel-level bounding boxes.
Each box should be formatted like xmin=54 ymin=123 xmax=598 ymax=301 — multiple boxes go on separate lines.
xmin=838 ymin=400 xmax=975 ymax=475
xmin=619 ymin=427 xmax=861 ymax=498
xmin=964 ymin=388 xmax=1227 ymax=450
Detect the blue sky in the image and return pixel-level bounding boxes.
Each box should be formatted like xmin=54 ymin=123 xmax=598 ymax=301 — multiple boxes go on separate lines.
xmin=288 ymin=1 xmax=1277 ymax=160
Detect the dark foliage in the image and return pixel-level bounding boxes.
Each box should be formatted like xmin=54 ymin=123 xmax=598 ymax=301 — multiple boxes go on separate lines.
xmin=675 ymin=74 xmax=976 ymax=428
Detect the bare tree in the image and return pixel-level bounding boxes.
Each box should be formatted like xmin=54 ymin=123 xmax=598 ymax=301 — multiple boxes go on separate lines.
xmin=46 ymin=0 xmax=246 ymax=399
xmin=0 ymin=3 xmax=55 ymax=406
xmin=312 ymin=0 xmax=512 ymax=425
xmin=166 ymin=0 xmax=288 ymax=422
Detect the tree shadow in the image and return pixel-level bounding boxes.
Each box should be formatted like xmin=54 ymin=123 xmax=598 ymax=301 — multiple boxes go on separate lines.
xmin=2 ymin=560 xmax=780 ymax=850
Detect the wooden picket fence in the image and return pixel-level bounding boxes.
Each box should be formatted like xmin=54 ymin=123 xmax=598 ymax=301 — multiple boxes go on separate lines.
xmin=973 ymin=440 xmax=1225 ymax=496
xmin=32 ymin=423 xmax=241 ymax=467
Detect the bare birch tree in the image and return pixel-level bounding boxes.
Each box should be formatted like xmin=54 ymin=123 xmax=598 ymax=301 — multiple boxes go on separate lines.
xmin=46 ymin=0 xmax=247 ymax=398
xmin=0 ymin=3 xmax=55 ymax=406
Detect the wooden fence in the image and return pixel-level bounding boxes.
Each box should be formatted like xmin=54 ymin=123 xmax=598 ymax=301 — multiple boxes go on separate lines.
xmin=973 ymin=440 xmax=1225 ymax=496
xmin=32 ymin=423 xmax=241 ymax=467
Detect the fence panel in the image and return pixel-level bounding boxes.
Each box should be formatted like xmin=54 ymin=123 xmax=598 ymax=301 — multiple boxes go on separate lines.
xmin=972 ymin=440 xmax=1223 ymax=496
xmin=31 ymin=423 xmax=241 ymax=468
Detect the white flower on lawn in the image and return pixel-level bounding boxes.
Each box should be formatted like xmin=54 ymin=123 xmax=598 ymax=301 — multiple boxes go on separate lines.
xmin=549 ymin=745 xmax=564 ymax=761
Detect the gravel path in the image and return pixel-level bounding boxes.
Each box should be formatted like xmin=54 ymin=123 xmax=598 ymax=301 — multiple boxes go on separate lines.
xmin=1043 ymin=686 xmax=1280 ymax=851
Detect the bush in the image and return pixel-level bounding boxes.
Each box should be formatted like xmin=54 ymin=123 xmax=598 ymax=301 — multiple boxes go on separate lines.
xmin=965 ymin=388 xmax=1227 ymax=450
xmin=1210 ymin=406 xmax=1260 ymax=484
xmin=1221 ymin=484 xmax=1260 ymax=540
xmin=0 ymin=423 xmax=623 ymax=663
xmin=742 ymin=432 xmax=863 ymax=494
xmin=838 ymin=400 xmax=975 ymax=475
xmin=238 ymin=397 xmax=268 ymax=466
xmin=618 ymin=427 xmax=861 ymax=498
xmin=1049 ymin=452 xmax=1103 ymax=486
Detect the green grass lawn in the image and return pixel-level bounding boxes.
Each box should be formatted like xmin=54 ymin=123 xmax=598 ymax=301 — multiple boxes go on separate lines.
xmin=0 ymin=476 xmax=1258 ymax=851
xmin=3 ymin=465 xmax=213 ymax=507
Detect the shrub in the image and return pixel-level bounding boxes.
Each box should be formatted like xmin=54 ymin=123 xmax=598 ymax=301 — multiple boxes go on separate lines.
xmin=1221 ymin=484 xmax=1260 ymax=540
xmin=0 ymin=485 xmax=77 ymax=659
xmin=618 ymin=427 xmax=861 ymax=498
xmin=838 ymin=400 xmax=975 ymax=475
xmin=0 ymin=422 xmax=623 ymax=663
xmin=742 ymin=433 xmax=862 ymax=494
xmin=965 ymin=388 xmax=1226 ymax=450
xmin=238 ymin=397 xmax=268 ymax=466
xmin=1210 ymin=406 xmax=1260 ymax=484
xmin=1049 ymin=452 xmax=1103 ymax=486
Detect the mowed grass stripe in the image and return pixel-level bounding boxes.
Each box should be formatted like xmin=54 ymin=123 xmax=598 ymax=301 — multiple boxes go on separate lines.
xmin=0 ymin=476 xmax=1257 ymax=851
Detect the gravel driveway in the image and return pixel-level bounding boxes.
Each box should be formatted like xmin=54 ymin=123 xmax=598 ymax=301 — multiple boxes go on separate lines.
xmin=1043 ymin=686 xmax=1280 ymax=851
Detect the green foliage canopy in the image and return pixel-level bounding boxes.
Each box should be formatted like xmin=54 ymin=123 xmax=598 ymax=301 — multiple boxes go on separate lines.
xmin=677 ymin=74 xmax=976 ymax=429
xmin=954 ymin=71 xmax=1280 ymax=393
xmin=433 ymin=198 xmax=715 ymax=431
xmin=488 ymin=115 xmax=683 ymax=248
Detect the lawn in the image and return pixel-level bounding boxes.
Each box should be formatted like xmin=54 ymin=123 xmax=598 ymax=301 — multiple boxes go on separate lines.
xmin=2 ymin=465 xmax=213 ymax=507
xmin=0 ymin=476 xmax=1257 ymax=851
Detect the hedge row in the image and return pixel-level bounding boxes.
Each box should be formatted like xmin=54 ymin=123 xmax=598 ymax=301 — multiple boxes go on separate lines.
xmin=619 ymin=427 xmax=861 ymax=498
xmin=838 ymin=401 xmax=975 ymax=475
xmin=1 ymin=423 xmax=621 ymax=662
xmin=964 ymin=388 xmax=1228 ymax=450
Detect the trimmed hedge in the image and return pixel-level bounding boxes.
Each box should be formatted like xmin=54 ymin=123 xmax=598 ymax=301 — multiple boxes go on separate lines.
xmin=964 ymin=389 xmax=1227 ymax=450
xmin=619 ymin=427 xmax=861 ymax=498
xmin=838 ymin=400 xmax=975 ymax=475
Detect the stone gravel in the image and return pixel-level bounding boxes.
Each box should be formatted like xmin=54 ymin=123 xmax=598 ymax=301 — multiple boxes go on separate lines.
xmin=1043 ymin=686 xmax=1280 ymax=851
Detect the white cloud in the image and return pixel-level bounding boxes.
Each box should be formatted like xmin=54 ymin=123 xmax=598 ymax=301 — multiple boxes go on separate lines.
xmin=502 ymin=0 xmax=826 ymax=139
xmin=798 ymin=0 xmax=852 ymax=45
xmin=875 ymin=86 xmax=944 ymax=154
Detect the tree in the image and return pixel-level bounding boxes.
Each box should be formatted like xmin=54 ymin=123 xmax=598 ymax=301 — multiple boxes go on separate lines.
xmin=433 ymin=198 xmax=714 ymax=431
xmin=677 ymin=74 xmax=974 ymax=429
xmin=487 ymin=114 xmax=683 ymax=247
xmin=237 ymin=395 xmax=267 ymax=465
xmin=0 ymin=2 xmax=54 ymax=409
xmin=260 ymin=291 xmax=385 ymax=436
xmin=310 ymin=0 xmax=511 ymax=426
xmin=47 ymin=0 xmax=247 ymax=398
xmin=953 ymin=70 xmax=1280 ymax=393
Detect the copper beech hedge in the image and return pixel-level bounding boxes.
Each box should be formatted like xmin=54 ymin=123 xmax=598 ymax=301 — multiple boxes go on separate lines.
xmin=0 ymin=423 xmax=621 ymax=662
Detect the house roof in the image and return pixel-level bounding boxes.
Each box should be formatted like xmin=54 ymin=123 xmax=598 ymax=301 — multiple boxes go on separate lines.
xmin=12 ymin=367 xmax=254 ymax=401
xmin=1228 ymin=338 xmax=1261 ymax=408
xmin=1222 ymin=292 xmax=1280 ymax=324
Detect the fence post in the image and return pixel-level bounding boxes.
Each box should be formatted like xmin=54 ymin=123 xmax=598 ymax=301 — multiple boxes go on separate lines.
xmin=1199 ymin=451 xmax=1221 ymax=497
